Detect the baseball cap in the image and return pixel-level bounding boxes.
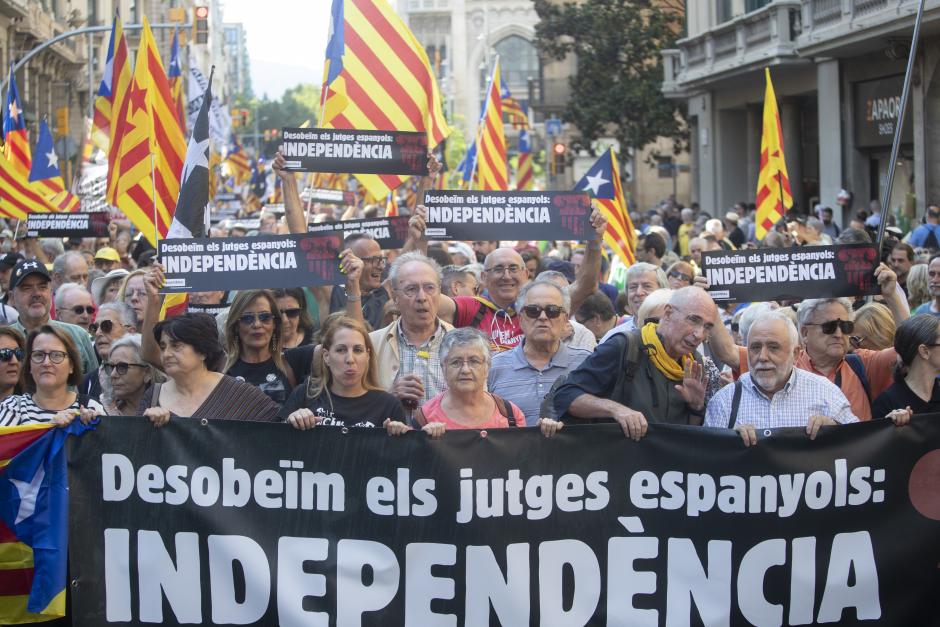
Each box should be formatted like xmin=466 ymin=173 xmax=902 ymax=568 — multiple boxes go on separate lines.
xmin=9 ymin=259 xmax=51 ymax=291
xmin=91 ymin=268 xmax=130 ymax=305
xmin=724 ymin=211 xmax=740 ymax=223
xmin=0 ymin=253 xmax=24 ymax=271
xmin=545 ymin=259 xmax=576 ymax=283
xmin=94 ymin=247 xmax=121 ymax=263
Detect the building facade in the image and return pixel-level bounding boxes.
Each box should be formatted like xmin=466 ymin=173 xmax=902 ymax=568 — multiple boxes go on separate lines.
xmin=662 ymin=0 xmax=940 ymax=225
xmin=223 ymin=22 xmax=251 ymax=100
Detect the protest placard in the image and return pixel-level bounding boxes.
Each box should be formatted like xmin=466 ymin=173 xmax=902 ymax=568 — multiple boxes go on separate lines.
xmin=302 ymin=188 xmax=356 ymax=205
xmin=158 ymin=233 xmax=343 ymax=293
xmin=26 ymin=212 xmax=110 ymax=238
xmin=423 ymin=190 xmax=593 ymax=241
xmin=308 ymin=216 xmax=410 ymax=250
xmin=280 ymin=128 xmax=428 ymax=176
xmin=69 ymin=417 xmax=940 ymax=625
xmin=702 ymin=243 xmax=881 ymax=302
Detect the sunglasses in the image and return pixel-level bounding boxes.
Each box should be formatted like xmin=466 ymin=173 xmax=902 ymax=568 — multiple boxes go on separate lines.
xmin=281 ymin=308 xmax=302 ymax=319
xmin=522 ymin=304 xmax=565 ymax=319
xmin=668 ymin=270 xmax=693 ymax=283
xmin=0 ymin=348 xmax=23 ymax=362
xmin=238 ymin=312 xmax=275 ymax=326
xmin=102 ymin=361 xmax=148 ymax=376
xmin=70 ymin=305 xmax=96 ymax=315
xmin=806 ymin=319 xmax=854 ymax=335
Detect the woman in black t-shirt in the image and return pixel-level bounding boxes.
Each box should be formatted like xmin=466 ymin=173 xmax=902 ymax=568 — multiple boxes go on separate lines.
xmin=223 ymin=290 xmax=295 ymax=404
xmin=279 ymin=316 xmax=404 ymax=429
xmin=872 ymin=314 xmax=940 ymax=421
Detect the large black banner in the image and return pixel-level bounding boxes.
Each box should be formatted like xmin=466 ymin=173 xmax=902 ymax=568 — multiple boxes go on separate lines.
xmin=702 ymin=243 xmax=881 ymax=302
xmin=158 ymin=234 xmax=343 ymax=293
xmin=68 ymin=417 xmax=940 ymax=625
xmin=423 ymin=190 xmax=593 ymax=241
xmin=308 ymin=216 xmax=410 ymax=250
xmin=280 ymin=127 xmax=428 ymax=176
xmin=26 ymin=212 xmax=110 ymax=238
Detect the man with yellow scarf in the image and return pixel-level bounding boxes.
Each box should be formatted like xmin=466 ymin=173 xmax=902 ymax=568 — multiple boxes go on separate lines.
xmin=553 ymin=287 xmax=718 ymax=440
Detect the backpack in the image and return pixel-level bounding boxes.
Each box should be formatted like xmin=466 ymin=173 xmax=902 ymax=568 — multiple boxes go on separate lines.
xmin=922 ymin=224 xmax=940 ymax=250
xmin=415 ymin=393 xmax=517 ymax=427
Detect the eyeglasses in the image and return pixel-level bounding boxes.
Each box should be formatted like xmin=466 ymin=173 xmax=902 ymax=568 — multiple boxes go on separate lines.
xmin=280 ymin=308 xmax=302 ymax=319
xmin=399 ymin=283 xmax=439 ymax=298
xmin=805 ymin=319 xmax=854 ymax=335
xmin=445 ymin=357 xmax=486 ymax=370
xmin=849 ymin=335 xmax=864 ymax=349
xmin=102 ymin=361 xmax=149 ymax=376
xmin=30 ymin=350 xmax=67 ymax=364
xmin=70 ymin=305 xmax=96 ymax=316
xmin=521 ymin=304 xmax=565 ymax=319
xmin=0 ymin=348 xmax=23 ymax=362
xmin=361 ymin=256 xmax=388 ymax=268
xmin=238 ymin=312 xmax=275 ymax=326
xmin=668 ymin=270 xmax=693 ymax=283
xmin=125 ymin=288 xmax=146 ymax=299
xmin=485 ymin=265 xmax=523 ymax=276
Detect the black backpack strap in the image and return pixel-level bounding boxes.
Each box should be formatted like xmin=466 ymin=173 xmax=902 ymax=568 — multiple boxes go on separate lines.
xmin=491 ymin=394 xmax=516 ymax=427
xmin=470 ymin=300 xmax=489 ymax=329
xmin=728 ymin=380 xmax=743 ymax=429
xmin=622 ymin=328 xmax=643 ymax=382
xmin=843 ymin=353 xmax=871 ymax=402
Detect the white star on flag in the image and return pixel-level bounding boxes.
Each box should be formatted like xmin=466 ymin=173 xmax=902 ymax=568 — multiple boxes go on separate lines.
xmin=11 ymin=464 xmax=45 ymax=525
xmin=46 ymin=149 xmax=58 ymax=170
xmin=180 ymin=136 xmax=209 ymax=182
xmin=8 ymin=100 xmax=19 ymax=121
xmin=583 ymin=171 xmax=609 ymax=196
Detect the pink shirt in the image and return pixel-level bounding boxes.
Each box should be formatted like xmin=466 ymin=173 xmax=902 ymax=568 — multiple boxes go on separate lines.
xmin=418 ymin=392 xmax=525 ymax=429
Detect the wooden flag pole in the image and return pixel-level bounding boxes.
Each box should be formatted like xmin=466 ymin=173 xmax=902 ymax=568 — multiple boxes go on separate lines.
xmin=876 ymin=0 xmax=926 ymax=247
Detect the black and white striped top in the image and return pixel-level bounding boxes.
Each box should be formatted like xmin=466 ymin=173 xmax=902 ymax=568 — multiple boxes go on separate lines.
xmin=0 ymin=394 xmax=106 ymax=427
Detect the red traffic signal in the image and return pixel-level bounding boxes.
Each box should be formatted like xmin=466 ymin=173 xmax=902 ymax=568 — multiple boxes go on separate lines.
xmin=193 ymin=6 xmax=210 ymax=44
xmin=194 ymin=6 xmax=209 ymax=18
xmin=552 ymin=142 xmax=566 ymax=156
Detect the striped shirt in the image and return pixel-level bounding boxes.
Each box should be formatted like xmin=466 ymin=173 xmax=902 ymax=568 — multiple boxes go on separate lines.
xmin=488 ymin=340 xmax=591 ymax=426
xmin=0 ymin=393 xmax=106 ymax=427
xmin=704 ymin=368 xmax=858 ymax=430
xmin=396 ymin=319 xmax=446 ymax=405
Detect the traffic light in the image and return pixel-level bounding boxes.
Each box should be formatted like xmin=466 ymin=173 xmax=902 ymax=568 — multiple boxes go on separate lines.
xmin=263 ymin=129 xmax=271 ymax=142
xmin=55 ymin=107 xmax=69 ymax=137
xmin=552 ymin=142 xmax=566 ymax=174
xmin=192 ymin=6 xmax=209 ymax=45
xmin=240 ymin=109 xmax=249 ymax=126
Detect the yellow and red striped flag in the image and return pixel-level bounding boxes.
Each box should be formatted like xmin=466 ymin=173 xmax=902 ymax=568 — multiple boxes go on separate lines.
xmin=320 ymin=0 xmax=451 ymax=200
xmin=385 ymin=192 xmax=398 ymax=216
xmin=0 ymin=156 xmax=53 ymax=219
xmin=575 ymin=148 xmax=635 ymax=267
xmin=516 ymin=128 xmax=533 ymax=191
xmin=755 ymin=68 xmax=793 ymax=240
xmin=92 ymin=18 xmax=125 ymax=153
xmin=109 ymin=17 xmax=186 ymax=245
xmin=475 ymin=59 xmax=508 ymax=190
xmin=224 ymin=134 xmax=250 ymax=185
xmin=104 ymin=17 xmax=132 ymax=204
xmin=3 ymin=67 xmax=31 ymax=179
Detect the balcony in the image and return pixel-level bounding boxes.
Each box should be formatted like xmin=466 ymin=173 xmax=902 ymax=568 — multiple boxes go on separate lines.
xmin=0 ymin=0 xmax=28 ymax=19
xmin=661 ymin=0 xmax=803 ymax=96
xmin=799 ymin=0 xmax=940 ymax=56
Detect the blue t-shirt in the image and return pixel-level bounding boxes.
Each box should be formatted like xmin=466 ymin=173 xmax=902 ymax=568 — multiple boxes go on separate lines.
xmin=914 ymin=302 xmax=940 ymax=317
xmin=909 ymin=223 xmax=940 ymax=248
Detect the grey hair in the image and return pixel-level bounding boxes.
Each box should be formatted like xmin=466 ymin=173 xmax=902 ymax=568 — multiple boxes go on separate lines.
xmin=636 ymin=288 xmax=673 ymax=325
xmin=536 ymin=270 xmax=569 ymax=285
xmin=515 ymin=279 xmax=571 ymax=314
xmin=40 ymin=238 xmax=65 ymax=260
xmin=439 ymin=327 xmax=492 ymax=367
xmin=97 ymin=301 xmax=138 ymax=328
xmin=52 ymin=250 xmax=84 ymax=278
xmin=625 ymin=262 xmax=668 ymax=289
xmin=796 ymin=298 xmax=854 ymax=329
xmin=806 ymin=217 xmax=825 ymax=233
xmin=100 ymin=334 xmax=154 ymax=406
xmin=747 ymin=309 xmax=799 ymax=347
xmin=738 ymin=302 xmax=777 ymax=345
xmin=388 ymin=252 xmax=442 ymax=289
xmin=53 ymin=283 xmax=91 ymax=310
xmin=680 ymin=208 xmax=694 ymax=220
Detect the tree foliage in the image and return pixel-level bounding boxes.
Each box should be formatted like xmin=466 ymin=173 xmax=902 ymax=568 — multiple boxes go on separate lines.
xmin=533 ymin=0 xmax=686 ymax=157
xmin=233 ymin=84 xmax=322 ymax=157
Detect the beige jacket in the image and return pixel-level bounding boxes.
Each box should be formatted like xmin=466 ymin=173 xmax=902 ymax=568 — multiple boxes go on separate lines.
xmin=369 ymin=319 xmax=454 ymax=390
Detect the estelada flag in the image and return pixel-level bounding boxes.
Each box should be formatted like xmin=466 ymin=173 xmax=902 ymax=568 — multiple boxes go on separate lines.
xmin=3 ymin=65 xmax=31 ymax=178
xmin=475 ymin=58 xmax=508 ymax=190
xmin=320 ymin=0 xmax=451 ymax=200
xmin=575 ymin=148 xmax=636 ymax=267
xmin=28 ymin=121 xmax=80 ymax=212
xmin=0 ymin=422 xmax=94 ymax=623
xmin=755 ymin=68 xmax=793 ymax=240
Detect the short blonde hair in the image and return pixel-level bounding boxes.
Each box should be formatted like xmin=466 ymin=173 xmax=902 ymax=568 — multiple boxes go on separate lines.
xmin=853 ymin=302 xmax=896 ymax=351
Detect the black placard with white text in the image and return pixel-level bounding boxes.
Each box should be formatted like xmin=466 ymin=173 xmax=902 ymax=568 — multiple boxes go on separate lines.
xmin=702 ymin=243 xmax=881 ymax=302
xmin=280 ymin=127 xmax=428 ymax=176
xmin=26 ymin=212 xmax=110 ymax=238
xmin=423 ymin=190 xmax=593 ymax=241
xmin=304 ymin=188 xmax=356 ymax=205
xmin=307 ymin=216 xmax=410 ymax=250
xmin=68 ymin=416 xmax=940 ymax=625
xmin=158 ymin=234 xmax=343 ymax=293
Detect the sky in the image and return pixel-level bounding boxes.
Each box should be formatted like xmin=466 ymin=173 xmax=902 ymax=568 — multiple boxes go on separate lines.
xmin=222 ymin=0 xmax=333 ymax=100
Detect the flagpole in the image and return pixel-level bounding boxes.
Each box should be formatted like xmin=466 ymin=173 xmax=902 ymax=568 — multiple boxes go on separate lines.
xmin=876 ymin=0 xmax=926 ymax=247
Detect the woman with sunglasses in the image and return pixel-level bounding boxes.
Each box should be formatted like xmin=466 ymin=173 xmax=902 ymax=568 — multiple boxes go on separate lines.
xmin=871 ymin=315 xmax=938 ymax=421
xmin=0 ymin=327 xmax=25 ymax=401
xmin=0 ymin=325 xmax=104 ymax=427
xmin=100 ymin=334 xmax=153 ymax=415
xmin=223 ymin=290 xmax=296 ymax=404
xmin=665 ymin=261 xmax=695 ymax=290
xmin=279 ymin=316 xmax=404 ymax=430
xmin=80 ymin=302 xmax=137 ymax=399
xmin=272 ymin=288 xmax=316 ymax=348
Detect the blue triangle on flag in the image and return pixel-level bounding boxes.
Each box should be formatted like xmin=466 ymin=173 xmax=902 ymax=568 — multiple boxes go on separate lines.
xmin=28 ymin=121 xmax=61 ymax=183
xmin=575 ymin=150 xmax=616 ymax=200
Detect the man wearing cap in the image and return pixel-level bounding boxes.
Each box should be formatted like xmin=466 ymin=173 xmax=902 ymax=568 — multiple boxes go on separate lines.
xmin=724 ymin=211 xmax=746 ymax=248
xmin=9 ymin=260 xmax=97 ymax=376
xmin=94 ymin=247 xmax=121 ymax=273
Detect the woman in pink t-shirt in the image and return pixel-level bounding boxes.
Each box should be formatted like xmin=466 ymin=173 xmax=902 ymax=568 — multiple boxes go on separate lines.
xmin=384 ymin=327 xmax=563 ymax=437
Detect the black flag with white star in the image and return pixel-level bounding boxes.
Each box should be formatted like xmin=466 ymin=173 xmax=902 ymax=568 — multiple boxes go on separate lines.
xmin=167 ymin=68 xmax=213 ymax=239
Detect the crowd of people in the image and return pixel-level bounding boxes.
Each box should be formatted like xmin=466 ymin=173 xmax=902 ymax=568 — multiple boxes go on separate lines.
xmin=0 ymin=162 xmax=930 ymax=451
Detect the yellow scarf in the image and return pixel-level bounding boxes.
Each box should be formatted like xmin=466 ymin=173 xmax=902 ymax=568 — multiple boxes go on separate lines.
xmin=641 ymin=322 xmax=691 ymax=381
